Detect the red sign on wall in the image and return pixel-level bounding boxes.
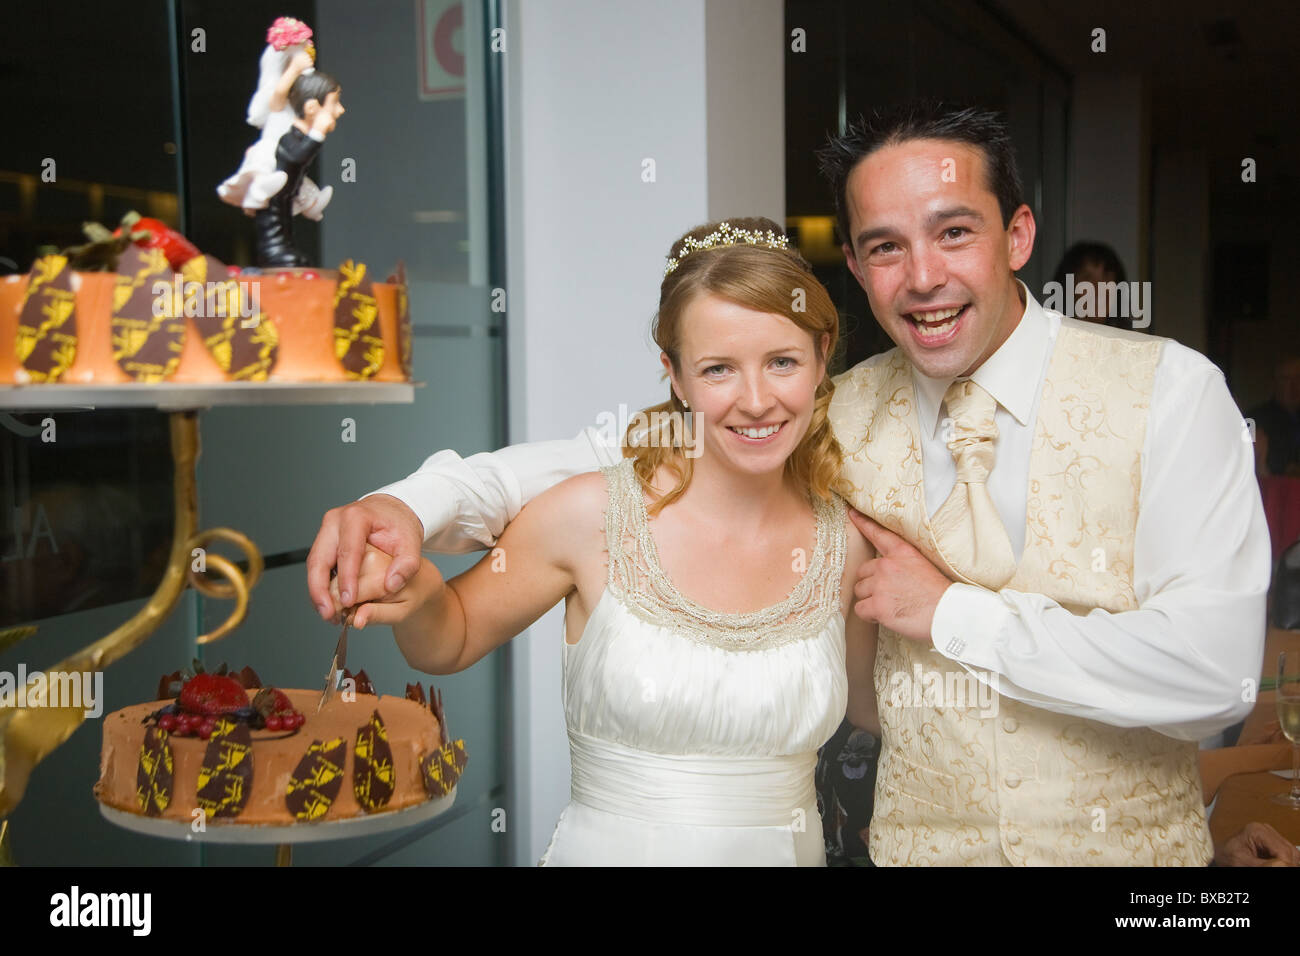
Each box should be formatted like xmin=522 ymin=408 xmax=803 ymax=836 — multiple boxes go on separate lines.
xmin=418 ymin=0 xmax=465 ymax=100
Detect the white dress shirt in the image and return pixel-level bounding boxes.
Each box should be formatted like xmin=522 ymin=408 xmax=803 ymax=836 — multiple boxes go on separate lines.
xmin=370 ymin=283 xmax=1270 ymax=742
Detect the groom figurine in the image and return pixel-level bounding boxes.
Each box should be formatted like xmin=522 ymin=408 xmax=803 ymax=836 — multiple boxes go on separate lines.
xmin=307 ymin=102 xmax=1269 ymax=866
xmin=254 ymin=71 xmax=344 ymax=267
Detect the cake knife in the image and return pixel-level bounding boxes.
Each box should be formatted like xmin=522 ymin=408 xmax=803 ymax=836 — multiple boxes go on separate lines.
xmin=317 ymin=607 xmax=354 ymax=712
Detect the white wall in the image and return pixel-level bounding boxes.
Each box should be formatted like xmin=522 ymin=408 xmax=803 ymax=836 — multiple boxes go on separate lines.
xmin=502 ymin=0 xmax=784 ymax=865
xmin=705 ymin=0 xmax=785 ymax=223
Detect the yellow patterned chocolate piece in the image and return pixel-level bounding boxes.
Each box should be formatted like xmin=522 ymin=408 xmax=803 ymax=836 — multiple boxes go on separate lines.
xmin=420 ymin=739 xmax=467 ymax=798
xmin=332 ymin=260 xmax=384 ymax=379
xmin=16 ymin=255 xmax=77 ymax=382
xmin=181 ymin=255 xmax=278 ymax=380
xmin=136 ymin=726 xmax=174 ymax=817
xmin=285 ymin=737 xmax=347 ymax=821
xmin=195 ymin=718 xmax=253 ymax=819
xmin=353 ymin=710 xmax=395 ymax=810
xmin=111 ymin=246 xmax=185 ymax=382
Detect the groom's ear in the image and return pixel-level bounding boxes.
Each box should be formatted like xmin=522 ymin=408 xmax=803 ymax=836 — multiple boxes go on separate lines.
xmin=1006 ymin=203 xmax=1036 ymax=272
xmin=843 ymin=242 xmax=867 ymax=292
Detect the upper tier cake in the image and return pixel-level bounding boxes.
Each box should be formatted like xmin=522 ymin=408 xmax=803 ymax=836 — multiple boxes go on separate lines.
xmin=1 ymin=251 xmax=412 ymax=386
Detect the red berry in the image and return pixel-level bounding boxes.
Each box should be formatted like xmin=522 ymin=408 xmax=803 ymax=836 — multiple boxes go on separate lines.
xmin=303 ymin=271 xmax=318 ymax=280
xmin=265 ymin=715 xmax=284 ymax=732
xmin=198 ymin=725 xmax=214 ymax=741
xmin=289 ymin=712 xmax=304 ymax=729
xmin=158 ymin=714 xmax=177 ymax=731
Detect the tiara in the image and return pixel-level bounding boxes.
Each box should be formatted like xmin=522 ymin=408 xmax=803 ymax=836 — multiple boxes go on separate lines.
xmin=663 ymin=222 xmax=791 ymax=276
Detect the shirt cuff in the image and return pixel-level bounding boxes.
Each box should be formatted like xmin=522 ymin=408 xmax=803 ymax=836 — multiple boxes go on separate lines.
xmin=930 ymin=582 xmax=1012 ymax=661
xmin=308 ymin=128 xmax=326 ymax=142
xmin=364 ymin=473 xmax=459 ymax=546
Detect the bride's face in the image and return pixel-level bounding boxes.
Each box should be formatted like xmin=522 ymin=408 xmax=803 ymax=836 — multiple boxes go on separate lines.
xmin=666 ymin=293 xmax=826 ymax=477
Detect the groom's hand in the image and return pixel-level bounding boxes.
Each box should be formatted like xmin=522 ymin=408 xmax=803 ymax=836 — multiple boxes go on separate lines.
xmin=307 ymin=494 xmax=425 ymax=621
xmin=848 ymin=509 xmax=954 ymax=643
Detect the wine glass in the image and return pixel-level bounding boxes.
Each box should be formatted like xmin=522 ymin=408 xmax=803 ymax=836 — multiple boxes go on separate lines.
xmin=1273 ymin=651 xmax=1300 ymax=808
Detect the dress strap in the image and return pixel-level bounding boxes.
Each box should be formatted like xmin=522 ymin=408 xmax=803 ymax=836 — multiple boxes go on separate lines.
xmin=598 ymin=457 xmax=846 ymax=652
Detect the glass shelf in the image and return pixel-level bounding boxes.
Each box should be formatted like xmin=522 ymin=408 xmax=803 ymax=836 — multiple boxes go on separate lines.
xmin=0 ymin=382 xmax=418 ymax=411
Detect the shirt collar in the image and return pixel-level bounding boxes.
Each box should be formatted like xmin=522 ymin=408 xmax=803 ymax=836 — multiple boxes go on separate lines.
xmin=912 ymin=279 xmax=1050 ymax=438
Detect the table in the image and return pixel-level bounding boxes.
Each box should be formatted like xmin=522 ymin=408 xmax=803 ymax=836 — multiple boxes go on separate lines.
xmin=1207 ymin=628 xmax=1300 ymax=845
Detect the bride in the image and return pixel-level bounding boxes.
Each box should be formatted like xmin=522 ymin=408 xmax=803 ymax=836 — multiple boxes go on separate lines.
xmin=330 ymin=218 xmax=878 ymax=865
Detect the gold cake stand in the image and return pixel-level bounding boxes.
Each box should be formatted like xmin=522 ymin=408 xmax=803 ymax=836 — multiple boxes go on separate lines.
xmin=0 ymin=382 xmax=415 ymax=864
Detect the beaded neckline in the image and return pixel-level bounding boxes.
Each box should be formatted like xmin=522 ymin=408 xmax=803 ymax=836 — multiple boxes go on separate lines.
xmin=600 ymin=458 xmax=846 ymax=652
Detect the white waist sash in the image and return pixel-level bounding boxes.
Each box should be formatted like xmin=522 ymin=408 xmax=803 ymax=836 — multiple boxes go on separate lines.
xmin=567 ymin=730 xmax=817 ymax=828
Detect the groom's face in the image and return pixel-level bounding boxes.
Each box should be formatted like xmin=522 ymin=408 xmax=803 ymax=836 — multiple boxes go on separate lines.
xmin=841 ymin=138 xmax=1034 ymax=380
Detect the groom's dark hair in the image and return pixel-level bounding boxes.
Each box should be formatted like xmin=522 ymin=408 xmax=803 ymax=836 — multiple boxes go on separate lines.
xmin=816 ymin=101 xmax=1025 ymax=251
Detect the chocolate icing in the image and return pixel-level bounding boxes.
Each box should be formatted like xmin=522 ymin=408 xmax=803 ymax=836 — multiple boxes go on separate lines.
xmin=17 ymin=255 xmax=78 ymax=381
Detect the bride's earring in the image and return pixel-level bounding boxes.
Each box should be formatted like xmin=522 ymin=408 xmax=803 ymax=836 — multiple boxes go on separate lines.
xmin=681 ymin=399 xmax=689 ymax=409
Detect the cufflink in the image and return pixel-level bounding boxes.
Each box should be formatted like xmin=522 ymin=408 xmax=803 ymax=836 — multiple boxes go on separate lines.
xmin=944 ymin=636 xmax=966 ymax=656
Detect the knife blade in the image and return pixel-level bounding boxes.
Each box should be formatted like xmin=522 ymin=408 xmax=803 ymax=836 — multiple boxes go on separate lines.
xmin=317 ymin=607 xmax=353 ymax=712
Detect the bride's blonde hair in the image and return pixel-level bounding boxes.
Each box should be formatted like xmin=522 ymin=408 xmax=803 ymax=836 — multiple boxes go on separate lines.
xmin=626 ymin=217 xmax=843 ymax=516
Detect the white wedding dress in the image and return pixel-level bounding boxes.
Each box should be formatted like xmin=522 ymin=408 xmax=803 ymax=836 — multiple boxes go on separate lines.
xmin=539 ymin=458 xmax=848 ymax=866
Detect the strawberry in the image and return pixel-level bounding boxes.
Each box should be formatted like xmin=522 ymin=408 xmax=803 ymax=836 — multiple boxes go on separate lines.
xmin=178 ymin=672 xmax=249 ymax=716
xmin=112 ymin=211 xmax=200 ymax=271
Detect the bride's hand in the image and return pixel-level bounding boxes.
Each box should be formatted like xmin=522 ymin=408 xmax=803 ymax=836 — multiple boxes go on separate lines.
xmin=328 ymin=543 xmax=444 ymax=628
xmin=288 ymin=49 xmax=314 ymax=76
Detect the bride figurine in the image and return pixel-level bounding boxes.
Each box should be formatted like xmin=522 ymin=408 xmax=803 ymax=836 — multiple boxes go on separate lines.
xmin=217 ymin=16 xmax=333 ymax=221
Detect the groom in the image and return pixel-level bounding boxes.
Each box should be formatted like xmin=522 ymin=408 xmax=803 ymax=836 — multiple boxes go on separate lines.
xmin=307 ymin=102 xmax=1269 ymax=866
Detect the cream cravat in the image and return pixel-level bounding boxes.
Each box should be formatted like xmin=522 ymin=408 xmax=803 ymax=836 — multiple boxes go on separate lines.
xmin=929 ymin=379 xmax=1017 ymax=589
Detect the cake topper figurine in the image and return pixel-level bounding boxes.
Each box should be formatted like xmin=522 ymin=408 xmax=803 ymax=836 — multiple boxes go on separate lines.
xmin=252 ymin=71 xmax=345 ymax=267
xmin=218 ymin=17 xmax=333 ymax=222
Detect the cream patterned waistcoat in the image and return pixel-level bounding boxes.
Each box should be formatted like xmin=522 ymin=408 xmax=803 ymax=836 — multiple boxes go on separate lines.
xmin=829 ymin=318 xmax=1213 ymax=866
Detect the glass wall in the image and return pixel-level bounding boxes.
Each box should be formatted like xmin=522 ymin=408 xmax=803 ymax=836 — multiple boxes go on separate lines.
xmin=0 ymin=0 xmax=507 ymax=866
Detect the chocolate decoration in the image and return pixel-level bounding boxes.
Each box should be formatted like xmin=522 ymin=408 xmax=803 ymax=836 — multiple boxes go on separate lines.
xmin=430 ymin=686 xmax=451 ymax=746
xmin=110 ymin=246 xmax=185 ymax=381
xmin=332 ymin=260 xmax=384 ymax=379
xmin=156 ymin=670 xmax=184 ymax=701
xmin=16 ymin=255 xmax=78 ymax=382
xmin=405 ymin=683 xmax=426 ymax=706
xmin=420 ymin=739 xmax=468 ymax=798
xmin=196 ymin=718 xmax=254 ymax=819
xmin=136 ymin=727 xmax=174 ymax=817
xmin=342 ymin=668 xmax=376 ymax=695
xmin=353 ymin=710 xmax=395 ymax=811
xmin=447 ymin=738 xmax=468 ymax=774
xmin=233 ymin=665 xmax=262 ymax=690
xmin=419 ymin=750 xmax=449 ymax=797
xmin=180 ymin=255 xmax=279 ymax=380
xmin=284 ymin=737 xmax=347 ymax=821
xmin=388 ymin=261 xmax=411 ymax=379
